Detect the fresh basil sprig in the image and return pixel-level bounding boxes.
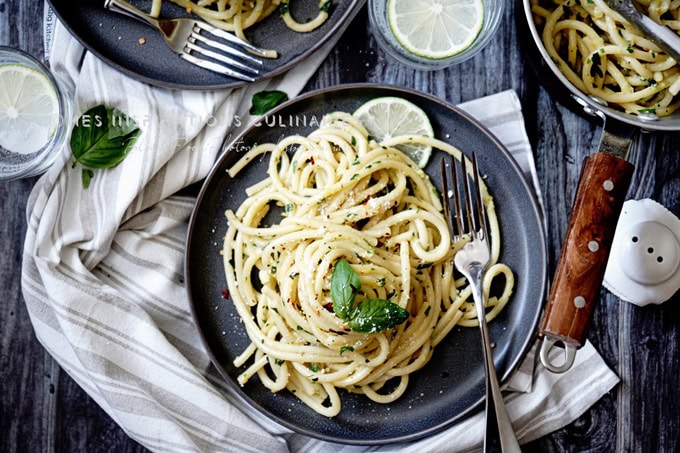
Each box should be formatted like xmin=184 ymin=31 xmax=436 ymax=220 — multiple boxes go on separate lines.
xmin=70 ymin=104 xmax=141 ymax=188
xmin=330 ymin=259 xmax=409 ymax=334
xmin=331 ymin=258 xmax=361 ymax=320
xmin=347 ymin=298 xmax=410 ymax=334
xmin=250 ymin=90 xmax=289 ymax=115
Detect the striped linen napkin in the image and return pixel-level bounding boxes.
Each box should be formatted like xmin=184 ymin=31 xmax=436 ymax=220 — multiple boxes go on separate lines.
xmin=21 ymin=15 xmax=618 ymax=453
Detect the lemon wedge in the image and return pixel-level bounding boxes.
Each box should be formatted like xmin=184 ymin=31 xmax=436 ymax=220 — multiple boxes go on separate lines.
xmin=0 ymin=64 xmax=60 ymax=155
xmin=353 ymin=97 xmax=434 ymax=168
xmin=387 ymin=0 xmax=484 ymax=60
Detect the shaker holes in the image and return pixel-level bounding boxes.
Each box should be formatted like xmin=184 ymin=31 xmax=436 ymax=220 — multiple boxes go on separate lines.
xmin=630 ymin=236 xmax=665 ymax=263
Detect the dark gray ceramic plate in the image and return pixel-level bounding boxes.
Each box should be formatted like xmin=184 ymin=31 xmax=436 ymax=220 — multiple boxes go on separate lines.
xmin=186 ymin=84 xmax=547 ymax=444
xmin=47 ymin=0 xmax=363 ymax=90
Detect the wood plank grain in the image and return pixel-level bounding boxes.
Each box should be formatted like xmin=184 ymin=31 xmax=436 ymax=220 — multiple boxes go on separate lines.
xmin=1 ymin=0 xmax=679 ymax=452
xmin=0 ymin=4 xmax=54 ymax=452
xmin=0 ymin=0 xmax=45 ymax=61
xmin=0 ymin=176 xmax=48 ymax=452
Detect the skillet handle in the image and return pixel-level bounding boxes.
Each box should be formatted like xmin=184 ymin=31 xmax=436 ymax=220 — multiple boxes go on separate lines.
xmin=540 ymin=150 xmax=634 ymax=372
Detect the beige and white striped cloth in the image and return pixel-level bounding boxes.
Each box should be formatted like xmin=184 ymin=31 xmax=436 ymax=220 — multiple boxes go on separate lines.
xmin=21 ymin=17 xmax=618 ymax=453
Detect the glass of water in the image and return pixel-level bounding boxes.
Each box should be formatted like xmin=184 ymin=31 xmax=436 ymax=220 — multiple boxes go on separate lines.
xmin=368 ymin=0 xmax=505 ymax=70
xmin=0 ymin=46 xmax=72 ymax=181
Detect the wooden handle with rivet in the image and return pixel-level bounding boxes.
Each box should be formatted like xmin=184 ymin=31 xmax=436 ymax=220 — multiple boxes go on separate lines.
xmin=540 ymin=151 xmax=634 ymax=348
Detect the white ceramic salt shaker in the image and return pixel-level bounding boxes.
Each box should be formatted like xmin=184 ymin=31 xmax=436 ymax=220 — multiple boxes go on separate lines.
xmin=603 ymin=199 xmax=680 ymax=306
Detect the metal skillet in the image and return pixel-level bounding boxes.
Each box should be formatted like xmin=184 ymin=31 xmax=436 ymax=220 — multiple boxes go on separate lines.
xmin=521 ymin=0 xmax=680 ymax=372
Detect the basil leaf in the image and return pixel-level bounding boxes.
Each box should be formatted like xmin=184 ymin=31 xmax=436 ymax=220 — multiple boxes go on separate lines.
xmin=70 ymin=104 xmax=141 ymax=169
xmin=348 ymin=299 xmax=409 ymax=334
xmin=250 ymin=90 xmax=289 ymax=115
xmin=330 ymin=258 xmax=360 ymax=320
xmin=107 ymin=107 xmax=139 ymax=138
xmin=70 ymin=105 xmax=107 ymax=161
xmin=330 ymin=259 xmax=409 ymax=334
xmin=81 ymin=169 xmax=94 ymax=189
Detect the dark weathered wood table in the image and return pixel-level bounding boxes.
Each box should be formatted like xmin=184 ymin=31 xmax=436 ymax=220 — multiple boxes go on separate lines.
xmin=2 ymin=1 xmax=679 ymax=452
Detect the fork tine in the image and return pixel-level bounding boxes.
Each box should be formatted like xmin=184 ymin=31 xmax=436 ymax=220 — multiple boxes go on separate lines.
xmin=189 ymin=31 xmax=264 ymax=66
xmin=471 ymin=152 xmax=488 ymax=241
xmin=184 ymin=40 xmax=260 ymax=74
xmin=460 ymin=153 xmax=476 ymax=236
xmin=180 ymin=52 xmax=257 ymax=82
xmin=450 ymin=155 xmax=464 ymax=238
xmin=441 ymin=155 xmax=459 ymax=239
xmin=440 ymin=156 xmax=453 ymax=238
xmin=193 ymin=21 xmax=269 ymax=57
xmin=441 ymin=154 xmax=465 ymax=241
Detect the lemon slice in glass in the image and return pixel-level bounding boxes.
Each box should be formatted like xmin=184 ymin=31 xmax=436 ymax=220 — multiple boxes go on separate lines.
xmin=354 ymin=96 xmax=434 ymax=168
xmin=0 ymin=64 xmax=60 ymax=155
xmin=387 ymin=0 xmax=485 ymax=59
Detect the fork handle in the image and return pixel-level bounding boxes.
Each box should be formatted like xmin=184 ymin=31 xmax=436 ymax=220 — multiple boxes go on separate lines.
xmin=472 ymin=280 xmax=522 ymax=452
xmin=481 ymin=330 xmax=522 ymax=452
xmin=104 ymin=0 xmax=161 ymax=29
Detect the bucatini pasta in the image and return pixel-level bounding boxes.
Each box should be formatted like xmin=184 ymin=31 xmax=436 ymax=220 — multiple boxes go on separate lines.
xmin=221 ymin=110 xmax=514 ymax=416
xmin=532 ymin=0 xmax=680 ymax=116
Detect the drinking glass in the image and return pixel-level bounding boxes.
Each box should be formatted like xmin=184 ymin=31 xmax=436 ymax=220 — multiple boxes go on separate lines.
xmin=368 ymin=0 xmax=505 ymax=70
xmin=0 ymin=46 xmax=72 ymax=180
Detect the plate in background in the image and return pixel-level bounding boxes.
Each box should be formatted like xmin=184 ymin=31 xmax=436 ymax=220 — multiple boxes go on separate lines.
xmin=47 ymin=0 xmax=364 ymax=90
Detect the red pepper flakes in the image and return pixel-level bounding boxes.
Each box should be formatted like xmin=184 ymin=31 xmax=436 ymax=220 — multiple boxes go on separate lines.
xmin=221 ymin=289 xmax=230 ymax=299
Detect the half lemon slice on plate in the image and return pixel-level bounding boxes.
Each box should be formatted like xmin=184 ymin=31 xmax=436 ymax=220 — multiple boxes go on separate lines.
xmin=353 ymin=96 xmax=434 ymax=168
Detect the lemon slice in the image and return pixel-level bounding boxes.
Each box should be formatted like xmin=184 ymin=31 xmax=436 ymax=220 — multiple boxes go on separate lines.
xmin=0 ymin=64 xmax=60 ymax=155
xmin=387 ymin=0 xmax=484 ymax=59
xmin=354 ymin=97 xmax=434 ymax=168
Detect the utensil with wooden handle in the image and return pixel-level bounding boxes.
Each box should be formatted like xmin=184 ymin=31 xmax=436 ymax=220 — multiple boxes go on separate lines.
xmin=538 ymin=117 xmax=635 ymax=372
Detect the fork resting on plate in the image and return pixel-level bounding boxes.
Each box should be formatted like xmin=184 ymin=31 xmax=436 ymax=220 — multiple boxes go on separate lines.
xmin=441 ymin=153 xmax=521 ymax=453
xmin=104 ymin=0 xmax=267 ymax=81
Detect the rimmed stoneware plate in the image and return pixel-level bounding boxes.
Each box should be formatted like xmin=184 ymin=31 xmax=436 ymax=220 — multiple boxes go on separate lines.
xmin=47 ymin=0 xmax=364 ymax=90
xmin=186 ymin=84 xmax=547 ymax=444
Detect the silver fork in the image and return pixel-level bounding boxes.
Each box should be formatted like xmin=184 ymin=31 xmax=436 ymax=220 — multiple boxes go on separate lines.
xmin=441 ymin=152 xmax=521 ymax=453
xmin=104 ymin=0 xmax=266 ymax=81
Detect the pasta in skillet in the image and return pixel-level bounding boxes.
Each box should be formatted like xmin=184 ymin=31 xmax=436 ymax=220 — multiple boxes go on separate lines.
xmin=221 ymin=111 xmax=514 ymax=416
xmin=532 ymin=0 xmax=680 ymax=116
